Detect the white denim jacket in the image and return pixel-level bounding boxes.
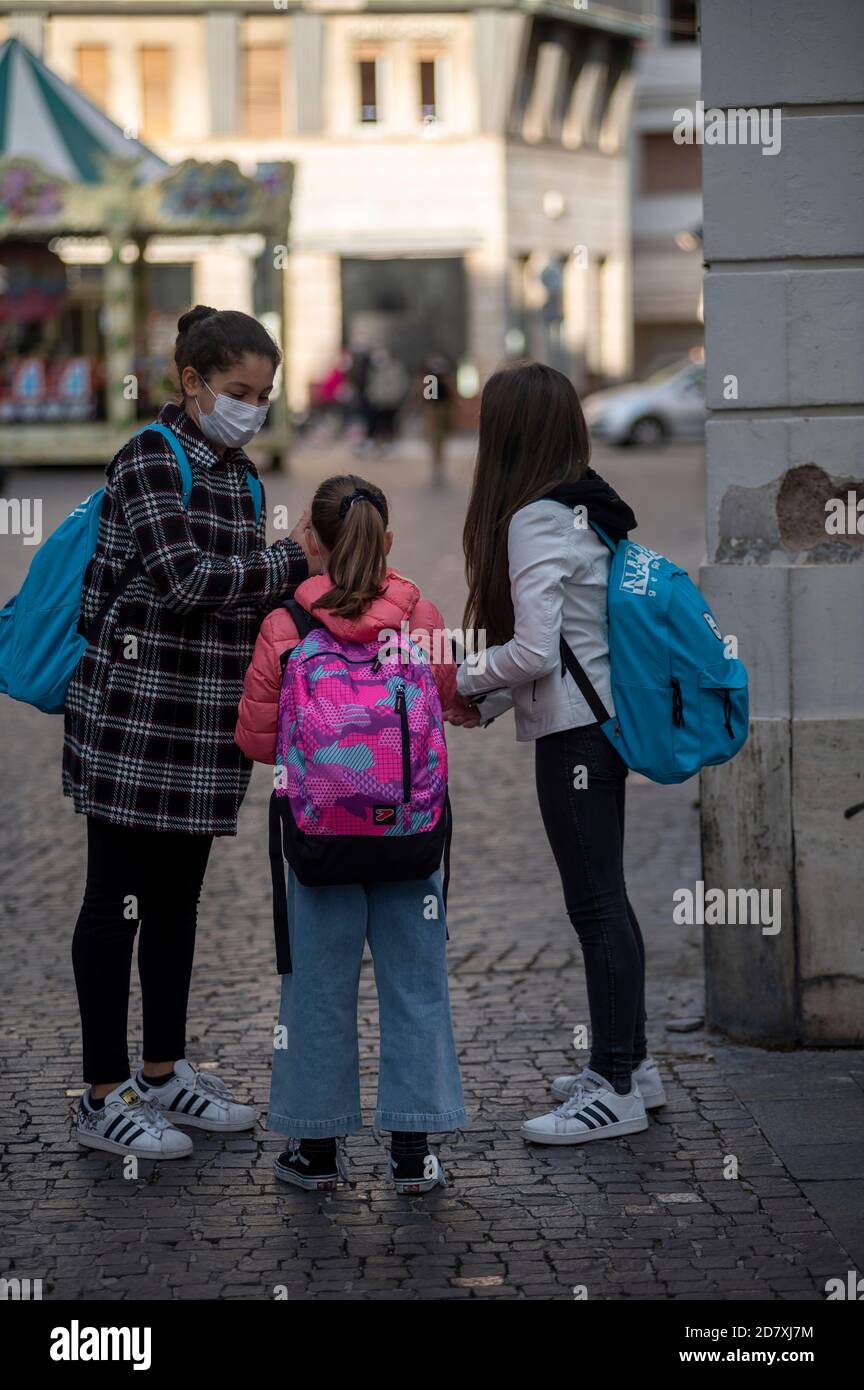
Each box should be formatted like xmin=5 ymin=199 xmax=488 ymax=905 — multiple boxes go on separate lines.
xmin=457 ymin=499 xmax=615 ymax=742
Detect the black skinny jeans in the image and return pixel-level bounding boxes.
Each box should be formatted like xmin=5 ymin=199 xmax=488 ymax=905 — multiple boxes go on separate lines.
xmin=535 ymin=722 xmax=647 ymax=1094
xmin=72 ymin=817 xmax=213 ymax=1084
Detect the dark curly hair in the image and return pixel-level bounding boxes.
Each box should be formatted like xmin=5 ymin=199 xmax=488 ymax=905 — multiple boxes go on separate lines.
xmin=174 ymin=305 xmax=282 ymax=391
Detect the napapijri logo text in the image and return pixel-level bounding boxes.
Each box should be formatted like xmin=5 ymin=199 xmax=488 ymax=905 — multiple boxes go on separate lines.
xmin=619 ymin=543 xmax=661 ymax=597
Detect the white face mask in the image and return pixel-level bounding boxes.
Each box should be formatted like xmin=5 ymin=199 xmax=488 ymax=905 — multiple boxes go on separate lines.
xmin=195 ymin=378 xmax=269 ymax=449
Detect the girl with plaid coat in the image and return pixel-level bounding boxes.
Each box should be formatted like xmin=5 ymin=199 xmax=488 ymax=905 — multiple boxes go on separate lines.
xmin=71 ymin=306 xmax=316 ymax=1163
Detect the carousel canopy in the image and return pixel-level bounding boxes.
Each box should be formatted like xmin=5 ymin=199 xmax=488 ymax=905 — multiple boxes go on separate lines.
xmin=0 ymin=37 xmax=166 ymax=185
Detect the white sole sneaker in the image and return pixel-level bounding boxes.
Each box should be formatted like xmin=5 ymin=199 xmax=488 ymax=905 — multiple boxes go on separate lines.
xmin=77 ymin=1128 xmax=192 ymax=1159
xmin=76 ymin=1084 xmax=193 ymax=1160
xmin=551 ymin=1058 xmax=667 ymax=1109
xmin=522 ymin=1070 xmax=649 ymax=1146
xmin=137 ymin=1059 xmax=258 ymax=1133
xmin=387 ymin=1152 xmax=447 ymax=1195
xmin=165 ymin=1110 xmax=255 ymax=1133
xmin=520 ymin=1114 xmax=648 ymax=1145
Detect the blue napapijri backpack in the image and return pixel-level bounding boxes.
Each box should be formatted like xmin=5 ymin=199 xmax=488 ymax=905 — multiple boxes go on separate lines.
xmin=559 ymin=522 xmax=749 ymax=785
xmin=0 ymin=422 xmax=263 ymax=715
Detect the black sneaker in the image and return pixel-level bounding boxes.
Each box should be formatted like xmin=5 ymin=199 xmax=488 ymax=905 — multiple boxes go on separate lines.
xmin=273 ymin=1140 xmax=348 ymax=1192
xmin=387 ymin=1150 xmax=447 ymax=1195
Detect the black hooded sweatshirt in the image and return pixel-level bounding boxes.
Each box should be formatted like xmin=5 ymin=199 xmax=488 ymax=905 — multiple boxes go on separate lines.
xmin=543 ymin=468 xmax=637 ymax=545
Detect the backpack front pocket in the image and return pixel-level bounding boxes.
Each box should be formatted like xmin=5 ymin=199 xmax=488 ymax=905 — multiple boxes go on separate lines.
xmin=697 ymin=661 xmax=749 ymax=766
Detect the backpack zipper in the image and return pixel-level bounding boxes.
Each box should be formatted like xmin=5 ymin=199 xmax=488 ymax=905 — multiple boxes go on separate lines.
xmin=670 ymin=676 xmax=685 ymax=728
xmin=298 ymin=649 xmax=379 ymax=667
xmin=395 ymin=682 xmax=411 ymax=803
xmin=722 ymin=689 xmax=735 ymax=739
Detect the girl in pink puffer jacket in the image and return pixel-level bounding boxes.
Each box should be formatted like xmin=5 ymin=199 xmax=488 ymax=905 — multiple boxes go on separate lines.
xmin=235 ymin=536 xmax=457 ymax=762
xmin=235 ymin=474 xmax=468 ymax=1197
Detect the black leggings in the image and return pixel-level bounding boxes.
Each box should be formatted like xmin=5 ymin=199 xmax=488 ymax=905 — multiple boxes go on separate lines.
xmin=72 ymin=817 xmax=213 ymax=1084
xmin=535 ymin=722 xmax=647 ymax=1094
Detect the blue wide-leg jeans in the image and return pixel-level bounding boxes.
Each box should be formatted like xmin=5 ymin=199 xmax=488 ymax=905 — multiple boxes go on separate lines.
xmin=267 ymin=869 xmax=467 ymax=1137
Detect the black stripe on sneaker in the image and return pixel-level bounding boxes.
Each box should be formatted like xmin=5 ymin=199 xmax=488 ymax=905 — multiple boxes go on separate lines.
xmin=583 ymin=1105 xmax=611 ymax=1126
xmin=192 ymin=1098 xmax=211 ymax=1118
xmin=590 ymin=1100 xmax=619 ymax=1124
xmin=103 ymin=1115 xmax=126 ymax=1139
xmin=169 ymin=1089 xmax=190 ymax=1111
xmin=182 ymin=1093 xmax=200 ymax=1115
xmin=574 ymin=1109 xmax=598 ymax=1129
xmin=123 ymin=1126 xmax=144 ymax=1144
xmin=113 ymin=1120 xmax=137 ymax=1143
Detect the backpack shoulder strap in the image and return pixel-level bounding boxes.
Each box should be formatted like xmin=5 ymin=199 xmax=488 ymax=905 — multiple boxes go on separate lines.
xmin=81 ymin=424 xmax=191 ymax=642
xmin=285 ymin=598 xmax=321 ymax=641
xmin=588 ymin=521 xmax=617 ymax=554
xmin=133 ymin=422 xmax=193 ymax=507
xmin=559 ymin=636 xmax=611 ymax=726
xmin=135 ymin=423 xmax=263 ymax=522
xmin=280 ymin=599 xmax=323 ymax=670
xmin=245 ymin=470 xmax=263 ymax=524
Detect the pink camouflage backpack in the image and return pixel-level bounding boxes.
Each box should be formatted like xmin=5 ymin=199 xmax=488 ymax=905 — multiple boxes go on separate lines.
xmin=270 ymin=601 xmax=450 ymax=895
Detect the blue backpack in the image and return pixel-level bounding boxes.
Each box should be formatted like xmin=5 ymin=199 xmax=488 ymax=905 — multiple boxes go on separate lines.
xmin=0 ymin=422 xmax=263 ymax=715
xmin=559 ymin=524 xmax=749 ymax=785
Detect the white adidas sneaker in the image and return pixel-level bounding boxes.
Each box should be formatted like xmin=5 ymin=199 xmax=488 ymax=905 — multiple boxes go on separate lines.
xmin=75 ymin=1081 xmax=193 ymax=1159
xmin=551 ymin=1057 xmax=667 ymax=1109
xmin=521 ymin=1069 xmax=648 ymax=1145
xmin=136 ymin=1059 xmax=258 ymax=1132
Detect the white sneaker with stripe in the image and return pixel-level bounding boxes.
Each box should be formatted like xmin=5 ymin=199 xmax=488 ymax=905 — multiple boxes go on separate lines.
xmin=75 ymin=1081 xmax=193 ymax=1159
xmin=550 ymin=1057 xmax=667 ymax=1109
xmin=136 ymin=1059 xmax=258 ymax=1132
xmin=521 ymin=1069 xmax=648 ymax=1145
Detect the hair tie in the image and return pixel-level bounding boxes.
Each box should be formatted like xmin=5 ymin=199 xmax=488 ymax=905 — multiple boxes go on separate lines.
xmin=338 ymin=489 xmax=384 ymax=521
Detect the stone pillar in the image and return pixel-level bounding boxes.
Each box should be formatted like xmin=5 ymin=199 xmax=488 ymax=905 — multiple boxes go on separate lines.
xmin=104 ymin=240 xmax=136 ymax=430
xmin=206 ymin=10 xmax=240 ymax=136
xmin=285 ymin=251 xmax=341 ymax=413
xmin=291 ymin=12 xmax=325 ymax=134
xmin=8 ymin=11 xmax=45 ymax=56
xmin=193 ymin=246 xmax=252 ymax=313
xmin=474 ymin=11 xmax=527 ymax=134
xmin=699 ymin=0 xmax=864 ymax=1044
xmin=465 ymin=245 xmax=509 ymax=387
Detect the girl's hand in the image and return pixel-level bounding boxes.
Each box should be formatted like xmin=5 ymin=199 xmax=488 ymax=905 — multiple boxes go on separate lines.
xmin=445 ymin=695 xmax=482 ymax=729
xmin=289 ymin=510 xmax=322 ymax=575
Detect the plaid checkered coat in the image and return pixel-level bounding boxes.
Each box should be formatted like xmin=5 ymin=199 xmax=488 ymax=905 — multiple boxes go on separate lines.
xmin=63 ymin=403 xmax=308 ymax=835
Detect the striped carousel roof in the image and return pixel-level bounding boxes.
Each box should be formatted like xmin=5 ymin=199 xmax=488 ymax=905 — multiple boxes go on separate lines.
xmin=0 ymin=36 xmax=167 ymax=184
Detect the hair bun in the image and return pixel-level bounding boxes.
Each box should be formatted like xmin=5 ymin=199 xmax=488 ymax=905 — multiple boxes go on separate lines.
xmin=176 ymin=304 xmax=218 ymax=339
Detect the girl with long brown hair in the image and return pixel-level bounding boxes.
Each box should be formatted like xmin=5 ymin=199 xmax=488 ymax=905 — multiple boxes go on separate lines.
xmin=458 ymin=361 xmax=668 ymax=1144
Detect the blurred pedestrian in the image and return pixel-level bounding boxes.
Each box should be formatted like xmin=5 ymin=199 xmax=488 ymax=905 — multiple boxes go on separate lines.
xmin=345 ymin=333 xmax=373 ymax=446
xmin=365 ymin=347 xmax=409 ymax=451
xmin=313 ymin=349 xmax=354 ymax=438
xmin=420 ymin=353 xmax=456 ymax=484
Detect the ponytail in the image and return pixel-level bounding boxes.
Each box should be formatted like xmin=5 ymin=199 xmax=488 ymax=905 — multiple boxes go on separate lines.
xmin=310 ymin=475 xmax=389 ymax=620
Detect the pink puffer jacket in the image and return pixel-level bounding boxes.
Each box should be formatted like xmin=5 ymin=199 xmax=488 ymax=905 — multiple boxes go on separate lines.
xmin=235 ymin=568 xmax=458 ymax=764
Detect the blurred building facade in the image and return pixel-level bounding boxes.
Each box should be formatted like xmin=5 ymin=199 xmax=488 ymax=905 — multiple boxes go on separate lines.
xmin=630 ymin=0 xmax=702 ymax=375
xmin=0 ymin=1 xmax=647 ymax=411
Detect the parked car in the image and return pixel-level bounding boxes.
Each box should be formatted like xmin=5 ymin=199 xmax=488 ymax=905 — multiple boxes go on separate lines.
xmin=582 ymin=357 xmax=705 ymax=446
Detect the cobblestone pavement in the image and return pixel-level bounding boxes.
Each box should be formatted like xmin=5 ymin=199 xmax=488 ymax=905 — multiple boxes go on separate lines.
xmin=1 ymin=435 xmax=861 ymax=1301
